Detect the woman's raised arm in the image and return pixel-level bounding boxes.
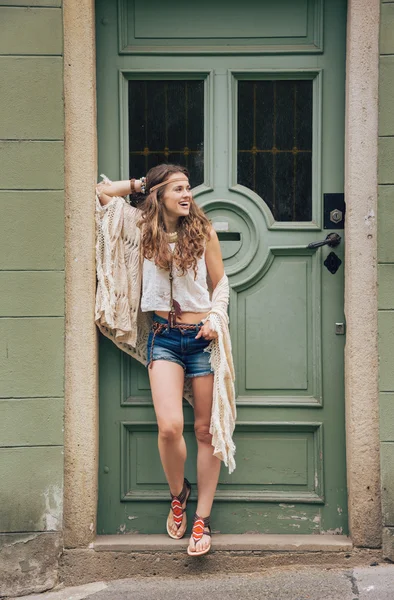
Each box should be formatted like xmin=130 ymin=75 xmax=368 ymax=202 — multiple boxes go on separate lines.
xmin=96 ymin=178 xmax=144 ymax=206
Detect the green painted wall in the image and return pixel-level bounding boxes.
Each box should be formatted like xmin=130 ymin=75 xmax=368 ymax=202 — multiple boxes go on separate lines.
xmin=0 ymin=2 xmax=64 ymax=535
xmin=379 ymin=0 xmax=394 ymax=556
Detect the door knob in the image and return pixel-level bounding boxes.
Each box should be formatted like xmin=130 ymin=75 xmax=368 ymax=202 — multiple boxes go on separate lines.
xmin=307 ymin=233 xmax=341 ymax=250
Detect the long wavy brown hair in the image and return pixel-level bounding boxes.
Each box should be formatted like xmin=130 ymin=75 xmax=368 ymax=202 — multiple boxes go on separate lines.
xmin=134 ymin=164 xmax=211 ymax=275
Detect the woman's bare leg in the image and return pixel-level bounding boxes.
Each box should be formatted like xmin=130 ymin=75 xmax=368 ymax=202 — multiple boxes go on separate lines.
xmin=149 ymin=360 xmax=187 ymax=538
xmin=188 ymin=373 xmax=221 ymax=553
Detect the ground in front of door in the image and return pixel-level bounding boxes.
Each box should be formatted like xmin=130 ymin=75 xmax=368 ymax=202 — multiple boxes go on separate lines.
xmin=9 ymin=565 xmax=394 ymax=600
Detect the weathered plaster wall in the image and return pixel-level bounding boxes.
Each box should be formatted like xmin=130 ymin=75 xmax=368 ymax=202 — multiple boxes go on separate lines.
xmin=378 ymin=0 xmax=394 ymax=561
xmin=0 ymin=1 xmax=64 ymax=596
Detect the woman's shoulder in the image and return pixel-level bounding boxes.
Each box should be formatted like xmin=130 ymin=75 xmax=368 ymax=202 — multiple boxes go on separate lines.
xmin=206 ymin=225 xmax=220 ymax=246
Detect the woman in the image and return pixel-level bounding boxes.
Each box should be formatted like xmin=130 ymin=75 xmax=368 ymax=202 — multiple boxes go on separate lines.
xmin=96 ymin=164 xmax=236 ymax=557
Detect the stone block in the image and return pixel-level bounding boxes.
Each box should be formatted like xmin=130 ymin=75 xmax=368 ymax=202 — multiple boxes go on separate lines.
xmin=380 ymin=393 xmax=394 ymax=441
xmin=0 ymin=447 xmax=63 ymax=532
xmin=0 ymin=272 xmax=64 ymax=316
xmin=93 ymin=533 xmax=352 ymax=553
xmin=379 ymin=57 xmax=394 ymax=135
xmin=60 ymin=547 xmax=383 ymax=588
xmin=0 ymin=57 xmax=63 ymax=139
xmin=0 ymin=142 xmax=64 ymax=190
xmin=0 ymin=192 xmax=64 ymax=270
xmin=0 ymin=398 xmax=63 ymax=447
xmin=0 ymin=532 xmax=61 ymax=597
xmin=0 ymin=10 xmax=62 ymax=56
xmin=379 ymin=312 xmax=394 ymax=391
xmin=380 ymin=5 xmax=394 ymax=54
xmin=0 ymin=0 xmax=60 ymax=4
xmin=378 ymin=186 xmax=394 ymax=263
xmin=383 ymin=527 xmax=394 ymax=561
xmin=381 ymin=442 xmax=394 ymax=526
xmin=378 ymin=138 xmax=394 ymax=184
xmin=378 ymin=265 xmax=394 ymax=310
xmin=0 ymin=318 xmax=64 ymax=398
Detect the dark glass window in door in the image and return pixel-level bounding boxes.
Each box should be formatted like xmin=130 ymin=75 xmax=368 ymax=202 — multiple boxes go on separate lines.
xmin=238 ymin=80 xmax=313 ymax=221
xmin=129 ymin=80 xmax=204 ymax=188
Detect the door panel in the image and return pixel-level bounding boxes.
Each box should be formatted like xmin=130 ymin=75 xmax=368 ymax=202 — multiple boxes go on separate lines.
xmin=97 ymin=0 xmax=347 ymax=535
xmin=243 ymin=257 xmax=312 ymax=391
xmin=119 ymin=0 xmax=322 ymax=52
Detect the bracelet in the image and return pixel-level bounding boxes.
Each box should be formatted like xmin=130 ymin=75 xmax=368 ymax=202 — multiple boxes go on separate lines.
xmin=129 ymin=177 xmax=147 ymax=194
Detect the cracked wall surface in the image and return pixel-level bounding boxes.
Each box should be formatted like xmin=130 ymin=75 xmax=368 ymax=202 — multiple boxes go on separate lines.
xmin=0 ymin=533 xmax=62 ymax=597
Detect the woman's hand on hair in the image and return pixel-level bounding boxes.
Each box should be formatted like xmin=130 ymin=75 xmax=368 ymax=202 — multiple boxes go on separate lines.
xmin=96 ymin=179 xmax=133 ymax=205
xmin=195 ymin=320 xmax=218 ymax=341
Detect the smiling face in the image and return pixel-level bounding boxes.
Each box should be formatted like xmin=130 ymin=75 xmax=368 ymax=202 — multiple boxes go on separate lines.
xmin=160 ymin=172 xmax=192 ymax=221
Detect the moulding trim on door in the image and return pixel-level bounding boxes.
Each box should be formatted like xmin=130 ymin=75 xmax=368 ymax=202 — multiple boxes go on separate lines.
xmin=118 ymin=0 xmax=323 ymax=55
xmin=121 ymin=489 xmax=324 ymax=504
xmin=119 ymin=69 xmax=214 ymax=194
xmin=229 ymin=248 xmax=322 ymax=407
xmin=235 ymin=395 xmax=323 ymax=407
xmin=199 ymin=198 xmax=261 ymax=277
xmin=230 ymin=246 xmax=317 ymax=291
xmin=120 ymin=421 xmax=324 ymax=504
xmin=120 ymin=353 xmax=150 ymax=406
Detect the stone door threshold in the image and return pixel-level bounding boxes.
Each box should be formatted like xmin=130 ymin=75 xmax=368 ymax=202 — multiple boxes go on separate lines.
xmin=93 ymin=534 xmax=352 ymax=553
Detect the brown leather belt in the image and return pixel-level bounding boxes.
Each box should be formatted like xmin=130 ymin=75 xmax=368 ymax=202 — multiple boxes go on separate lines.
xmin=148 ymin=320 xmax=202 ymax=369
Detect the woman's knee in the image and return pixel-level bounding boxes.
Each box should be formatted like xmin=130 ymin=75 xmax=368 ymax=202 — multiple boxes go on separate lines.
xmin=158 ymin=420 xmax=184 ymax=442
xmin=194 ymin=423 xmax=212 ymax=445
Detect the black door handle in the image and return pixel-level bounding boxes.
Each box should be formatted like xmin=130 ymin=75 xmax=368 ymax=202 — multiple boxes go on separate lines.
xmin=307 ymin=232 xmax=341 ymax=250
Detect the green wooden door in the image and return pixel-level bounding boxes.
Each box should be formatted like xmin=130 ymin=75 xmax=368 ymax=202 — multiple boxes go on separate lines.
xmin=97 ymin=0 xmax=348 ymax=535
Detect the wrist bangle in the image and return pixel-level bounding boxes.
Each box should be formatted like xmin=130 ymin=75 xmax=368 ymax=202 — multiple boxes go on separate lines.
xmin=130 ymin=177 xmax=146 ymax=194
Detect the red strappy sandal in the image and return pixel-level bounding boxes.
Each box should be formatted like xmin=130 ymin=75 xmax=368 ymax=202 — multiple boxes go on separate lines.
xmin=166 ymin=478 xmax=191 ymax=540
xmin=187 ymin=513 xmax=212 ymax=556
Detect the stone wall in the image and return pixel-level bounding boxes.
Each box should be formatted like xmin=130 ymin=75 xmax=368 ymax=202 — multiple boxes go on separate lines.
xmin=378 ymin=0 xmax=394 ymax=561
xmin=0 ymin=1 xmax=65 ymax=596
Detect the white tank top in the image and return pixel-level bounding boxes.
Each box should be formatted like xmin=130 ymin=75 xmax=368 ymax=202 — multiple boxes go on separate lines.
xmin=141 ymin=243 xmax=212 ymax=313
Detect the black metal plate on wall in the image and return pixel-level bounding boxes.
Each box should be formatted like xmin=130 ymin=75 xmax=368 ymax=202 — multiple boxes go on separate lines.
xmin=324 ymin=193 xmax=345 ymax=229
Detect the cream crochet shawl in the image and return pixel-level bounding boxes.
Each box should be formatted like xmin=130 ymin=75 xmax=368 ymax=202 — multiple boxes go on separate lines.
xmin=95 ymin=182 xmax=237 ymax=473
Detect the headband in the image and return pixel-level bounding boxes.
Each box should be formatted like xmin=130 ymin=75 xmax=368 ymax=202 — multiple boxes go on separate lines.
xmin=149 ymin=178 xmax=189 ymax=194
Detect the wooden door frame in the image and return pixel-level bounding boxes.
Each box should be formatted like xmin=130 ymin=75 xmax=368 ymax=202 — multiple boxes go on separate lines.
xmin=63 ymin=0 xmax=381 ymax=549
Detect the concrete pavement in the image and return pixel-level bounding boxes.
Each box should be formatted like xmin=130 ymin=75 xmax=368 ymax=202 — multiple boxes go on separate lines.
xmin=9 ymin=565 xmax=394 ymax=600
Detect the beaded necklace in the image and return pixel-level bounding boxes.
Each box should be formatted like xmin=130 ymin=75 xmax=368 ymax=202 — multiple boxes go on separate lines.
xmin=166 ymin=231 xmax=178 ymax=243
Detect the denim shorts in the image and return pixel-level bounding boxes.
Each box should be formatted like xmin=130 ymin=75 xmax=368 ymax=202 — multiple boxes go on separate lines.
xmin=146 ymin=314 xmax=214 ymax=378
